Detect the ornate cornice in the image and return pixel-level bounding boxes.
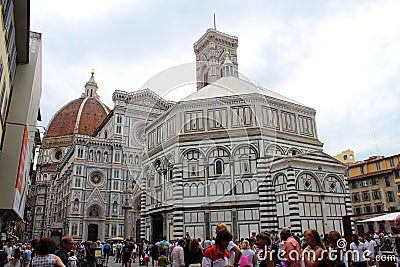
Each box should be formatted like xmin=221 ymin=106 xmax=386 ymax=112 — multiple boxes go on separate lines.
xmin=193 ymin=28 xmax=238 ymax=54
xmin=112 ymin=89 xmax=175 ymax=110
xmin=42 ymin=135 xmax=74 ymax=148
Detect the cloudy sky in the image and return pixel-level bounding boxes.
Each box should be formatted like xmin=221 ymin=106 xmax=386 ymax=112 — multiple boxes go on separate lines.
xmin=30 ymin=0 xmax=400 ymax=161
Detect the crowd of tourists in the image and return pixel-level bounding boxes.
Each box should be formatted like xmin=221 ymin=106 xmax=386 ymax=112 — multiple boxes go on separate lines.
xmin=3 ymin=217 xmax=400 ymax=267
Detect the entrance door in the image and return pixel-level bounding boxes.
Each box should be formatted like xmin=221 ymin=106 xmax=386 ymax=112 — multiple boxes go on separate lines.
xmin=136 ymin=219 xmax=141 ymax=241
xmin=152 ymin=215 xmax=163 ymax=241
xmin=88 ymin=224 xmax=98 ymax=241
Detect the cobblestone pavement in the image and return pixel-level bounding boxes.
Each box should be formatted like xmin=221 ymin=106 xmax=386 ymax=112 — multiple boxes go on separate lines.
xmin=99 ymin=257 xmax=143 ymax=267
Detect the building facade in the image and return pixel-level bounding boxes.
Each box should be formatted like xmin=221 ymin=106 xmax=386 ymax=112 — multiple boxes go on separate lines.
xmin=0 ymin=0 xmax=42 ymax=241
xmin=347 ymin=154 xmax=400 ymax=234
xmin=29 ymin=27 xmax=352 ymax=242
xmin=29 ymin=73 xmax=173 ymax=241
xmin=141 ymin=28 xmax=352 ymax=241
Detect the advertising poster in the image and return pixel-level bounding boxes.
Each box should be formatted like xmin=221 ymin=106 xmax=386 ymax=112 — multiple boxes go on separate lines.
xmin=13 ymin=126 xmax=30 ymax=219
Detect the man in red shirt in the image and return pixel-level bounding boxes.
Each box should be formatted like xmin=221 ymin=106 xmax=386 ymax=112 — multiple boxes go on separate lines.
xmin=280 ymin=228 xmax=301 ymax=267
xmin=215 ymin=224 xmax=242 ymax=267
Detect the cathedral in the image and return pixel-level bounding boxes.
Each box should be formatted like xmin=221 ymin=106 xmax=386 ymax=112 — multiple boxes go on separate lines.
xmin=28 ymin=28 xmax=351 ymax=242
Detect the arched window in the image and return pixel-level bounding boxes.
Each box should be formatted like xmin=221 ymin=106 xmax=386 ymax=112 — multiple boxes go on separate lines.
xmin=224 ymin=182 xmax=230 ymax=194
xmin=117 ymin=115 xmax=122 ymax=123
xmin=236 ymin=181 xmax=243 ymax=194
xmin=77 ymin=148 xmax=83 ymax=158
xmin=233 ymin=146 xmax=257 ymax=176
xmin=243 ymin=180 xmax=251 ymax=193
xmin=89 ymin=207 xmax=100 ymax=217
xmin=111 ymin=225 xmax=117 ymax=236
xmin=217 ymin=182 xmax=224 ymax=195
xmin=203 ymin=72 xmax=208 ymax=87
xmin=209 ymin=148 xmax=229 ymax=177
xmin=113 ymin=201 xmax=118 ymax=213
xmin=189 ymin=163 xmax=199 ymax=177
xmin=73 ymin=199 xmax=79 ymax=212
xmin=198 ymin=183 xmax=205 ymax=196
xmin=114 ymin=152 xmax=121 ymax=162
xmin=209 ymin=183 xmax=217 ymax=196
xmin=96 ymin=151 xmax=101 ymax=161
xmin=71 ymin=224 xmax=78 ymax=236
xmin=266 ymin=145 xmax=283 ymax=155
xmin=183 ymin=184 xmax=190 ymax=197
xmin=287 ymin=148 xmax=302 ymax=156
xmin=323 ymin=176 xmax=344 ymax=193
xmin=250 ymin=180 xmax=258 ymax=192
xmin=183 ymin=149 xmax=204 ymax=179
xmin=215 ymin=159 xmax=223 ymax=175
xmin=297 ymin=173 xmax=321 ymax=192
xmin=104 ymin=152 xmax=108 ymax=162
xmin=191 ymin=183 xmax=198 ymax=197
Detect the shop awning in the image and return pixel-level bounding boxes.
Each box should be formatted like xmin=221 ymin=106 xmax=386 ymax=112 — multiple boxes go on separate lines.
xmin=359 ymin=212 xmax=400 ymax=222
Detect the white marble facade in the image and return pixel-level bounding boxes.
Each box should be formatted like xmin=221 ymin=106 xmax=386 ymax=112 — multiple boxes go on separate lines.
xmin=30 ymin=28 xmax=351 ymax=242
xmin=30 ymin=76 xmax=172 ymax=241
xmin=141 ymin=29 xmax=352 ymax=241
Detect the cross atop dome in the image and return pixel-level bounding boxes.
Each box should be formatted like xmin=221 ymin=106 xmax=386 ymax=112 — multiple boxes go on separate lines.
xmin=82 ymin=69 xmax=100 ymax=99
xmin=88 ymin=69 xmax=96 ymax=83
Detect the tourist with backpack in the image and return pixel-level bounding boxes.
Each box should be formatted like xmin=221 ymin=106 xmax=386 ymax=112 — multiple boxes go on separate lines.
xmin=103 ymin=241 xmax=111 ymax=264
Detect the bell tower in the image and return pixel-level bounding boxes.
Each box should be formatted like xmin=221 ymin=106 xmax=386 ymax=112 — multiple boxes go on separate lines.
xmin=193 ymin=28 xmax=238 ymax=90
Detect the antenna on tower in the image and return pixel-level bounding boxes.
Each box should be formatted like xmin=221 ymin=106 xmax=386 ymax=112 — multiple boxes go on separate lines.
xmin=373 ymin=132 xmax=382 ymax=156
xmin=214 ymin=13 xmax=216 ymax=30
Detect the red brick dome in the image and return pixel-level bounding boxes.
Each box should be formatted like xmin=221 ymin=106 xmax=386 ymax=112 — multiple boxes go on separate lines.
xmin=45 ymin=72 xmax=110 ymax=138
xmin=45 ymin=97 xmax=110 ymax=138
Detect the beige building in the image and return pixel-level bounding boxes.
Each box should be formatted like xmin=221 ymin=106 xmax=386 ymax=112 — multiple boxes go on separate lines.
xmin=334 ymin=149 xmax=356 ymax=164
xmin=0 ymin=0 xmax=42 ymax=241
xmin=347 ymin=154 xmax=400 ymax=233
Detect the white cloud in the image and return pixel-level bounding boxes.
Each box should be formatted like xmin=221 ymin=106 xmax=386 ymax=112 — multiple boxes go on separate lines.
xmin=275 ymin=1 xmax=400 ymax=158
xmin=32 ymin=0 xmax=140 ymax=22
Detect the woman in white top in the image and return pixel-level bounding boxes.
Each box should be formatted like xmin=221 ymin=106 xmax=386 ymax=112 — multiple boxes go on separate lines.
xmin=240 ymin=240 xmax=255 ymax=267
xmin=171 ymin=239 xmax=185 ymax=267
xmin=68 ymin=251 xmax=78 ymax=267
